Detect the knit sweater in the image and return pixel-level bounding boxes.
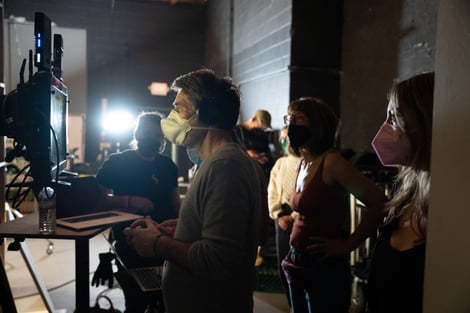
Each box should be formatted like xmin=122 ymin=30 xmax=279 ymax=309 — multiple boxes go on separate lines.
xmin=267 ymin=154 xmax=301 ymax=220
xmin=162 ymin=143 xmax=263 ymax=313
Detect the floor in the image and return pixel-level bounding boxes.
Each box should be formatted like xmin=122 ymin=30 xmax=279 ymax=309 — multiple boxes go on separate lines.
xmin=2 ymin=230 xmax=291 ymax=313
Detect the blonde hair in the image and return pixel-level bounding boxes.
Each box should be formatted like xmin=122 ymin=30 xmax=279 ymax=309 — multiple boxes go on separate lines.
xmin=385 ymin=72 xmax=434 ymax=236
xmin=254 ymin=110 xmax=272 ymax=129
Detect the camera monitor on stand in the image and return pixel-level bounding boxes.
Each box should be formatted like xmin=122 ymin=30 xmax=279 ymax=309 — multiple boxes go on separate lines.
xmin=30 ymin=12 xmax=69 ymax=187
xmin=1 ymin=12 xmax=69 ymax=191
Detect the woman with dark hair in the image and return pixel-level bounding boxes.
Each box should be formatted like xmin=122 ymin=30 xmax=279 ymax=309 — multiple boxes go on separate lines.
xmin=367 ymin=72 xmax=434 ymax=313
xmin=281 ymin=97 xmax=386 ymax=313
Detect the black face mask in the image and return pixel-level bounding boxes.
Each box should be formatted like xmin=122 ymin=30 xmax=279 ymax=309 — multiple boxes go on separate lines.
xmin=287 ymin=125 xmax=311 ymax=149
xmin=137 ymin=137 xmax=161 ymax=157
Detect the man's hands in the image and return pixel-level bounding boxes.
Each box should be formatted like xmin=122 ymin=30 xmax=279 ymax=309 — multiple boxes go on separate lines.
xmin=104 ymin=193 xmax=154 ymax=214
xmin=127 ymin=196 xmax=154 ymax=214
xmin=124 ymin=217 xmax=162 ymax=257
xmin=278 ymin=215 xmax=294 ymax=231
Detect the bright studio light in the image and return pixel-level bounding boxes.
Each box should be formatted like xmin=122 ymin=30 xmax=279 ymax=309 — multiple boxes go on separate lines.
xmin=102 ymin=109 xmax=134 ymax=135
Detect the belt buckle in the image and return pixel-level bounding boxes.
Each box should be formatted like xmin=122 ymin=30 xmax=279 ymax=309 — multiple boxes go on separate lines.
xmin=291 ymin=247 xmax=304 ymax=265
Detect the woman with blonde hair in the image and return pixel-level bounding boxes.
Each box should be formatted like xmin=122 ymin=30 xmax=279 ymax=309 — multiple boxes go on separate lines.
xmin=367 ymin=72 xmax=435 ymax=313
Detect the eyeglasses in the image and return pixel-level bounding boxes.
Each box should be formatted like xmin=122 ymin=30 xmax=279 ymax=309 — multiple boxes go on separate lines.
xmin=283 ymin=114 xmax=308 ymax=125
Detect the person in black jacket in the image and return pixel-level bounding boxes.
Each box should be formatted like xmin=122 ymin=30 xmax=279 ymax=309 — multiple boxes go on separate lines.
xmin=233 ymin=109 xmax=275 ymax=178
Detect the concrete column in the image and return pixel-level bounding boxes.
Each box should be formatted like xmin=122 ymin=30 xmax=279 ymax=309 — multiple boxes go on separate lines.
xmin=424 ymin=1 xmax=470 ymax=312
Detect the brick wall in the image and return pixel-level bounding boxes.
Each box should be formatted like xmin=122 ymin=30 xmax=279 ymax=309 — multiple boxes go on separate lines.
xmin=207 ymin=0 xmax=437 ymax=151
xmin=4 ymin=0 xmax=438 ymax=159
xmin=341 ymin=0 xmax=437 ymax=152
xmin=205 ymin=0 xmax=292 ymax=129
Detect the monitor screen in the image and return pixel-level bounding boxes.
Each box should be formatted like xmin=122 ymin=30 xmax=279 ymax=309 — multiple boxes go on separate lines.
xmin=27 ymin=71 xmax=68 ymax=186
xmin=50 ymin=75 xmax=68 ymax=179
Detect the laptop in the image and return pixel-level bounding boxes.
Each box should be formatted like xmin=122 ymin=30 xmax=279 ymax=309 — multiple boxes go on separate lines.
xmin=107 ymin=237 xmax=163 ymax=292
xmin=126 ymin=266 xmax=163 ymax=292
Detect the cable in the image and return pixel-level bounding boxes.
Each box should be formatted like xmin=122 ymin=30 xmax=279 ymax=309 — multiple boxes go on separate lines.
xmin=49 ymin=123 xmax=60 ymax=183
xmin=5 ymin=163 xmax=33 ymax=209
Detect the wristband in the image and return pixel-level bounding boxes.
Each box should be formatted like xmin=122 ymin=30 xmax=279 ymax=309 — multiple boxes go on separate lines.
xmin=122 ymin=195 xmax=129 ymax=208
xmin=153 ymin=233 xmax=163 ymax=255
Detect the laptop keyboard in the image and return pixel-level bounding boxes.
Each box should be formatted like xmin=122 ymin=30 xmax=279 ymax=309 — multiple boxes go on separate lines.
xmin=131 ymin=267 xmax=162 ymax=291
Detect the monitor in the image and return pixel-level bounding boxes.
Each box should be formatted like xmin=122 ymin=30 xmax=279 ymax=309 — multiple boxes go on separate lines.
xmin=28 ymin=71 xmax=69 ymax=185
xmin=0 ymin=12 xmax=69 ymax=189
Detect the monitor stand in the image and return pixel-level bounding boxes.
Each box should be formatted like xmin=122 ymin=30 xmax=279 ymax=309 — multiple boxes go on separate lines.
xmin=1 ymin=206 xmax=62 ymax=313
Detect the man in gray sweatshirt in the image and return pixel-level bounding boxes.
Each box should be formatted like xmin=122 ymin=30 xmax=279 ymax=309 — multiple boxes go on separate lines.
xmin=124 ymin=68 xmax=267 ymax=313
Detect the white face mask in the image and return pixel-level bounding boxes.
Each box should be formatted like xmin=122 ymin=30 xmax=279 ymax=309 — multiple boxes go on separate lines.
xmin=160 ymin=110 xmax=208 ymax=147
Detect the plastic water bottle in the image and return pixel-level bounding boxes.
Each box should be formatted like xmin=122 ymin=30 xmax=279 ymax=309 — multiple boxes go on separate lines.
xmin=37 ymin=186 xmax=56 ymax=234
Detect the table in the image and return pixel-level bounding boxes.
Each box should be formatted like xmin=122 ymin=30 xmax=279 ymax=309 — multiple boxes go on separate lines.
xmin=0 ymin=211 xmax=109 ymax=313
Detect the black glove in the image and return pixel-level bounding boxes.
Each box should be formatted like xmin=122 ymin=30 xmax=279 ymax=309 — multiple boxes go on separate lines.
xmin=91 ymin=252 xmax=115 ymax=288
xmin=277 ymin=203 xmax=293 ymax=218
